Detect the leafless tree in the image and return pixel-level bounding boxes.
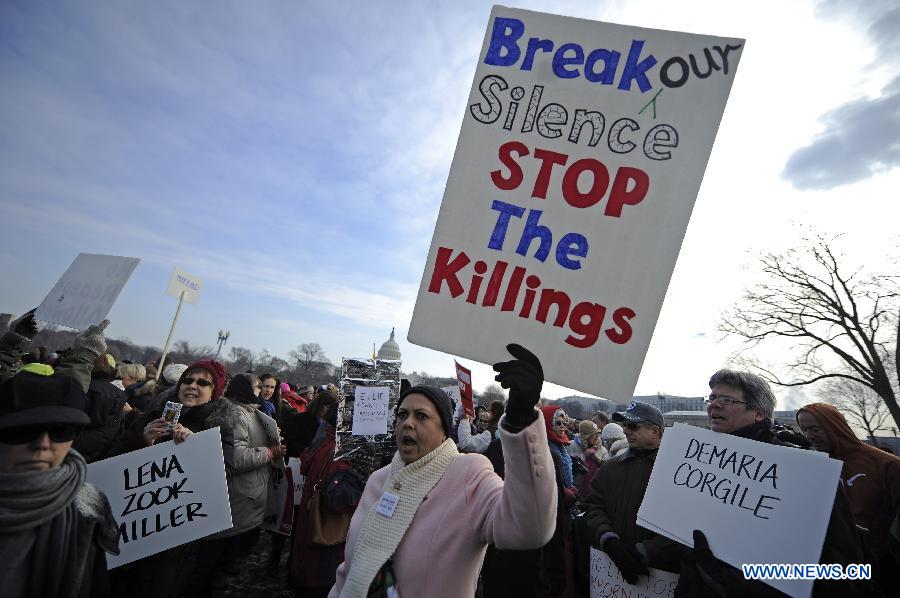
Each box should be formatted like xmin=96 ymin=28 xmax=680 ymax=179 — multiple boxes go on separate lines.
xmin=227 ymin=346 xmax=256 ymax=373
xmin=720 ymin=234 xmax=900 ymax=428
xmin=821 ymin=373 xmax=894 ymax=439
xmin=478 ymin=383 xmax=506 ymax=406
xmin=288 ymin=342 xmax=329 ymax=380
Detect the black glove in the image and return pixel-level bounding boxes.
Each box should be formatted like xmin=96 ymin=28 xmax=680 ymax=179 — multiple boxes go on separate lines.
xmin=492 ymin=343 xmax=543 ymax=428
xmin=603 ymin=537 xmax=649 ymax=584
xmin=678 ymin=530 xmax=773 ymax=597
xmin=9 ymin=308 xmax=39 ymax=340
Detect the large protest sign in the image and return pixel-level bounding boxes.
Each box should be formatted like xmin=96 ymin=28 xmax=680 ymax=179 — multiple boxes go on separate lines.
xmin=165 ymin=267 xmax=203 ymax=305
xmin=36 ymin=253 xmax=140 ymax=330
xmin=409 ymin=6 xmax=743 ymax=399
xmin=591 ymin=548 xmax=678 ymax=598
xmin=637 ymin=424 xmax=842 ymax=597
xmin=87 ymin=428 xmax=232 ymax=568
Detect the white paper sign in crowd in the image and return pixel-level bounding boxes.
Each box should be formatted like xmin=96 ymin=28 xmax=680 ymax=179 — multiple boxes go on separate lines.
xmin=590 ymin=548 xmax=678 ymax=598
xmin=86 ymin=428 xmax=232 ymax=568
xmin=637 ymin=424 xmax=842 ymax=597
xmin=35 ymin=253 xmax=140 ymax=330
xmin=409 ymin=6 xmax=744 ymax=399
xmin=165 ymin=267 xmax=203 ymax=305
xmin=351 ymin=386 xmax=390 ymax=436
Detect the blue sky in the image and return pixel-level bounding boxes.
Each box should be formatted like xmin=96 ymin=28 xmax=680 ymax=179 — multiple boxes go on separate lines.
xmin=2 ymin=0 xmax=898 ymax=403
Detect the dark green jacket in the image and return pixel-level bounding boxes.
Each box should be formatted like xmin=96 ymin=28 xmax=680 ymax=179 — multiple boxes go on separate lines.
xmin=583 ymin=446 xmax=683 ymax=572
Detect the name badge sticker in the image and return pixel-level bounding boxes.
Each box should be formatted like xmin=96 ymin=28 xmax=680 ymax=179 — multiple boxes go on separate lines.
xmin=376 ymin=491 xmax=400 ymax=518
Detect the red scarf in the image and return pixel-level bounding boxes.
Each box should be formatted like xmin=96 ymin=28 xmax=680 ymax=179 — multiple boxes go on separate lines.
xmin=541 ymin=405 xmax=570 ymax=445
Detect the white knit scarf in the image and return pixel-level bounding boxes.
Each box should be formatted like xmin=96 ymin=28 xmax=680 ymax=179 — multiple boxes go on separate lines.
xmin=339 ymin=438 xmax=459 ymax=598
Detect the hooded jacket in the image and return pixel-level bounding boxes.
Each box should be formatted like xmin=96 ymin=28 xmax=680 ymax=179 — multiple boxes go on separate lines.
xmin=798 ymin=403 xmax=900 ymax=559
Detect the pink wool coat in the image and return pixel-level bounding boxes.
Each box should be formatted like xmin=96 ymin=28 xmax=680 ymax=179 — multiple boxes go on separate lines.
xmin=330 ymin=413 xmax=558 ymax=598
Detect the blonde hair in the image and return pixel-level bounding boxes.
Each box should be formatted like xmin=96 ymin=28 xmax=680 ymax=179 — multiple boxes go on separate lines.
xmin=117 ymin=363 xmax=146 ymax=381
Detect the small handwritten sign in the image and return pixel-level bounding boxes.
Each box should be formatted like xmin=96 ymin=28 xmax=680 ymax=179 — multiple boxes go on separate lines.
xmin=87 ymin=427 xmax=232 ymax=567
xmin=590 ymin=548 xmax=678 ymax=598
xmin=351 ymin=386 xmax=390 ymax=436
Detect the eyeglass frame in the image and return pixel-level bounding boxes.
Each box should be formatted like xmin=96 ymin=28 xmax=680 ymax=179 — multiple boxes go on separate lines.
xmin=705 ymin=394 xmax=748 ymax=407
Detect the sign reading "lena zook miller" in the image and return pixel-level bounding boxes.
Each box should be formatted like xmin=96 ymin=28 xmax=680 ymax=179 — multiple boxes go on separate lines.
xmin=87 ymin=428 xmax=232 ymax=568
xmin=409 ymin=6 xmax=743 ymax=400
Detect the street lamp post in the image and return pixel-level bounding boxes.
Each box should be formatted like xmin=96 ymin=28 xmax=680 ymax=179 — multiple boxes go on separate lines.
xmin=215 ymin=330 xmax=231 ymax=360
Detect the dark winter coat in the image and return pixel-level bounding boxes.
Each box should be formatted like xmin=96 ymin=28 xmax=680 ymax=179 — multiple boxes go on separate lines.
xmin=481 ymin=439 xmax=572 ymax=597
xmin=675 ymin=420 xmax=877 ymax=598
xmin=583 ymin=446 xmax=683 ymax=572
xmin=108 ymin=396 xmax=240 ymax=598
xmin=72 ymin=375 xmax=127 ymax=463
xmin=282 ymin=410 xmax=322 ymax=458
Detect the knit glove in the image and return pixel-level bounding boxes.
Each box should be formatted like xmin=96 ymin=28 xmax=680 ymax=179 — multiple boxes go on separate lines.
xmin=71 ymin=319 xmax=110 ymax=359
xmin=9 ymin=308 xmax=39 ymax=340
xmin=493 ymin=343 xmax=542 ymax=429
xmin=603 ymin=537 xmax=649 ymax=584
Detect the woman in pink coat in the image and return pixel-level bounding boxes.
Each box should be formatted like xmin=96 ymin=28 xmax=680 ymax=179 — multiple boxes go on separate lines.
xmin=329 ymin=345 xmax=557 ymax=598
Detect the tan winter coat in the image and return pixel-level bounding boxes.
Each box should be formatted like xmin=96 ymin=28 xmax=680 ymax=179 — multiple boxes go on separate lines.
xmin=220 ymin=401 xmax=282 ymax=536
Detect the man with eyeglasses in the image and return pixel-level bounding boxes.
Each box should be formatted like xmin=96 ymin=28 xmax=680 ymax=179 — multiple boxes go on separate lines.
xmin=675 ymin=370 xmax=872 ymax=597
xmin=0 ymin=313 xmax=119 ymax=598
xmin=583 ymin=401 xmax=683 ymax=583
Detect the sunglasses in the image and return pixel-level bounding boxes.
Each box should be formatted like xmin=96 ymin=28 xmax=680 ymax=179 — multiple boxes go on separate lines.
xmin=623 ymin=421 xmax=647 ymax=431
xmin=0 ymin=423 xmax=81 ymax=445
xmin=182 ymin=377 xmax=214 ymax=387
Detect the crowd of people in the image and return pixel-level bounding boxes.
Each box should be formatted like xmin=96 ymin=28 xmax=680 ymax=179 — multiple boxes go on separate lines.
xmin=1 ymin=309 xmax=898 ymax=597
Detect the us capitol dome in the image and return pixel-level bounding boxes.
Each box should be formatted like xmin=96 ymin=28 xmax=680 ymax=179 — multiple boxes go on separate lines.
xmin=377 ymin=328 xmax=401 ymax=360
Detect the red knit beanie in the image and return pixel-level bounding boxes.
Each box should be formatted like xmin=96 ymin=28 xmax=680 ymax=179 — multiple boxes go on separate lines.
xmin=179 ymin=359 xmax=228 ymax=400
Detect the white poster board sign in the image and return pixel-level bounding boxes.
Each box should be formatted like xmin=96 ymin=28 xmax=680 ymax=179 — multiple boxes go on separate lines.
xmin=36 ymin=253 xmax=140 ymax=330
xmin=408 ymin=6 xmax=743 ymax=399
xmin=351 ymin=386 xmax=390 ymax=436
xmin=166 ymin=267 xmax=203 ymax=305
xmin=87 ymin=427 xmax=232 ymax=568
xmin=590 ymin=548 xmax=678 ymax=598
xmin=441 ymin=385 xmax=462 ymax=412
xmin=261 ymin=465 xmax=294 ymax=536
xmin=637 ymin=424 xmax=842 ymax=597
xmin=288 ymin=458 xmax=305 ymax=506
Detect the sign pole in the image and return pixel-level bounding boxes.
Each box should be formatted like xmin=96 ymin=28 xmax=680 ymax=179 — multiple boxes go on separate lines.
xmin=156 ymin=290 xmax=185 ymax=380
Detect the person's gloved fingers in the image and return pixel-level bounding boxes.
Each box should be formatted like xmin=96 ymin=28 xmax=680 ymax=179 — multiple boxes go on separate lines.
xmin=692 ymin=529 xmax=711 ymax=554
xmin=504 ymin=344 xmax=543 ymax=375
xmin=96 ymin=319 xmax=111 ymax=333
xmin=492 ymin=359 xmax=520 ymax=374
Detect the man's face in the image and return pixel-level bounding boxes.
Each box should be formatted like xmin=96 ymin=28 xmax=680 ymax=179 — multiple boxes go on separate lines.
xmin=476 ymin=413 xmax=491 ymax=432
xmin=707 ymin=383 xmax=764 ymax=433
xmin=796 ymin=411 xmax=833 ymax=453
xmin=591 ymin=415 xmax=607 ymax=431
xmin=623 ymin=421 xmax=661 ymax=449
xmin=260 ymin=378 xmax=277 ymax=400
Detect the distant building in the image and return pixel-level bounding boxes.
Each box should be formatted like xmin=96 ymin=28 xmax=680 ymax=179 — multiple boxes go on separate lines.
xmin=377 ymin=328 xmax=401 ymax=361
xmin=631 ymin=394 xmax=706 ymax=413
xmin=867 ymin=436 xmax=900 ymax=454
